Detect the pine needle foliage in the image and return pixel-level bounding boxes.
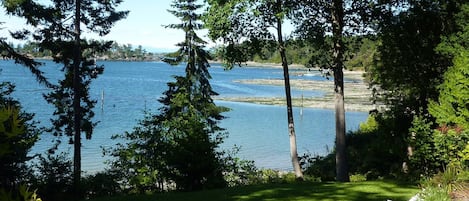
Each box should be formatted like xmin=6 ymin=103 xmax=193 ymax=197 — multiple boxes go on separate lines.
xmin=161 ymin=0 xmax=229 ymax=191
xmin=109 ymin=0 xmax=228 ymax=192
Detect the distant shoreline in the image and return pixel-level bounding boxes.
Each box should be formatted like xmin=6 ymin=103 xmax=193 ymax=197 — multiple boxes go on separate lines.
xmin=209 ymin=60 xmax=307 ymax=70
xmin=214 ymin=69 xmax=377 ymax=112
xmin=26 ymin=58 xmax=374 ymax=111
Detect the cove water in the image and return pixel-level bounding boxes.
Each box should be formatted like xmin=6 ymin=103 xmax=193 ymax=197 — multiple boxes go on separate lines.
xmin=0 ymin=60 xmax=368 ymax=173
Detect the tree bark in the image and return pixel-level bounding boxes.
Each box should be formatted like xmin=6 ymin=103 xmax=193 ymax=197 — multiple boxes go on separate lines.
xmin=73 ymin=0 xmax=82 ymax=195
xmin=276 ymin=2 xmax=303 ymax=180
xmin=332 ymin=0 xmax=349 ymax=182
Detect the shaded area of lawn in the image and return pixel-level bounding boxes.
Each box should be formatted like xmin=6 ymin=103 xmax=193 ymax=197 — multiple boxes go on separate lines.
xmin=89 ymin=180 xmax=419 ymax=201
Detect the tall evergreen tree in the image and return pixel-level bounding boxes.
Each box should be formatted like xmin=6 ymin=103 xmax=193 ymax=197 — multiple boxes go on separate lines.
xmin=3 ymin=0 xmax=128 ymax=195
xmin=160 ymin=0 xmax=228 ymax=190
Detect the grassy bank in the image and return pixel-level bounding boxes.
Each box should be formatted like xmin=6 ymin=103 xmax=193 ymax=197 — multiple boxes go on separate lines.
xmin=88 ymin=180 xmax=418 ymax=201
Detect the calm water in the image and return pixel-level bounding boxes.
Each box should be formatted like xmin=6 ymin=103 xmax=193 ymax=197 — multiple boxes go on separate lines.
xmin=0 ymin=60 xmax=368 ymax=172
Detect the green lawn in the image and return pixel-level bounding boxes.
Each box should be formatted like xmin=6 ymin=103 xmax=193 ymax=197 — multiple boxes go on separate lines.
xmin=89 ymin=181 xmax=419 ymax=201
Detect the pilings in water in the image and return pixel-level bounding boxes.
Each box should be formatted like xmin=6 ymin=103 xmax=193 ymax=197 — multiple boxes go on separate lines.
xmin=101 ymin=90 xmax=104 ymax=112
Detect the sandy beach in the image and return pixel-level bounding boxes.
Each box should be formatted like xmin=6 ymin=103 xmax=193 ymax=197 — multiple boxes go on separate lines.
xmin=214 ymin=69 xmax=377 ymax=112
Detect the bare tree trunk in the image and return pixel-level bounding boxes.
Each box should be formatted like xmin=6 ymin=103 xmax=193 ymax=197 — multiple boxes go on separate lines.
xmin=276 ymin=5 xmax=303 ymax=179
xmin=73 ymin=0 xmax=82 ymax=195
xmin=332 ymin=0 xmax=349 ymax=182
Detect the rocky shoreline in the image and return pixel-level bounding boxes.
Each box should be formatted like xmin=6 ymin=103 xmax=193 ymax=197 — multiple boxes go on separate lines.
xmin=214 ymin=70 xmax=378 ymax=112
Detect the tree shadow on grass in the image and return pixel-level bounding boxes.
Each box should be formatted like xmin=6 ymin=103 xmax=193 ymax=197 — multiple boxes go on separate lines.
xmin=91 ymin=181 xmax=418 ymax=201
xmin=221 ymin=181 xmax=417 ymax=201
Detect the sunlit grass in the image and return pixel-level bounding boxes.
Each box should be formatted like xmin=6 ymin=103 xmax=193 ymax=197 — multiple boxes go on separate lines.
xmin=89 ymin=180 xmax=419 ymax=201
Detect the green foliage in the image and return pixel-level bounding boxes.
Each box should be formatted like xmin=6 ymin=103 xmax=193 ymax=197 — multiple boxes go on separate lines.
xmin=0 ymin=184 xmax=42 ymax=201
xmin=0 ymin=33 xmax=50 ymax=87
xmin=300 ymin=113 xmax=409 ymax=181
xmin=428 ymin=53 xmax=469 ymax=129
xmin=108 ymin=112 xmax=169 ymax=193
xmin=206 ymin=0 xmax=306 ymax=180
xmin=14 ymin=41 xmax=156 ymax=61
xmin=0 ymin=82 xmax=39 ymax=190
xmin=418 ymin=164 xmax=469 ymax=200
xmin=82 ymin=171 xmax=123 ymax=199
xmin=29 ymin=153 xmax=73 ymax=201
xmin=429 ymin=3 xmax=469 ymax=129
xmin=406 ymin=3 xmax=469 ymax=176
xmin=407 ymin=116 xmax=441 ymax=177
xmin=349 ymin=174 xmax=367 ymax=182
xmin=300 ymin=153 xmax=336 ymax=181
xmin=0 ymin=106 xmax=25 ymax=156
xmin=434 ymin=129 xmax=469 ymax=167
xmin=420 ymin=186 xmax=452 ymax=201
xmin=344 ymin=37 xmax=378 ymax=71
xmin=407 ymin=115 xmax=469 ymax=177
xmin=162 ymin=0 xmax=229 ymax=191
xmin=110 ymin=0 xmax=230 ymax=192
xmin=358 ymin=114 xmax=378 ymax=134
xmin=368 ymin=0 xmax=464 ymax=114
xmin=5 ymin=0 xmax=127 ymax=194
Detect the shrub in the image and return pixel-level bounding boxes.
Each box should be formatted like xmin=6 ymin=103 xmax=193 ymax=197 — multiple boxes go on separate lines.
xmin=222 ymin=151 xmax=259 ymax=187
xmin=82 ymin=170 xmax=123 ymax=199
xmin=0 ymin=185 xmax=42 ymax=201
xmin=407 ymin=116 xmax=441 ymax=177
xmin=350 ymin=174 xmax=367 ymax=182
xmin=30 ymin=152 xmax=73 ymax=201
xmin=407 ymin=115 xmax=469 ymax=177
xmin=434 ymin=129 xmax=469 ymax=168
xmin=300 ymin=153 xmax=335 ymax=181
xmin=0 ymin=82 xmax=40 ymax=190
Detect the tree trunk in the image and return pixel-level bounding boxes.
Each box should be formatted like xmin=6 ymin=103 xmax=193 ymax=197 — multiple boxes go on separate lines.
xmin=332 ymin=0 xmax=349 ymax=182
xmin=276 ymin=6 xmax=303 ymax=180
xmin=73 ymin=0 xmax=82 ymax=195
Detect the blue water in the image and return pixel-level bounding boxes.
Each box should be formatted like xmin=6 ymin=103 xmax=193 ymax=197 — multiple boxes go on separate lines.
xmin=0 ymin=60 xmax=368 ymax=173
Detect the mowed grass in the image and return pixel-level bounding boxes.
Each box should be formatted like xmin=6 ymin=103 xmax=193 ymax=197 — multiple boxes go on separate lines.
xmin=89 ymin=180 xmax=419 ymax=201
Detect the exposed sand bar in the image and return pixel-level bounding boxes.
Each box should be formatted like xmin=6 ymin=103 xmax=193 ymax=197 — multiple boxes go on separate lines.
xmin=214 ymin=70 xmax=378 ymax=112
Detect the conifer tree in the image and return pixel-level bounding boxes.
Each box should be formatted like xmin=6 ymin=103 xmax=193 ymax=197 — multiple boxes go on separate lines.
xmin=3 ymin=0 xmax=128 ymax=195
xmin=160 ymin=0 xmax=228 ymax=190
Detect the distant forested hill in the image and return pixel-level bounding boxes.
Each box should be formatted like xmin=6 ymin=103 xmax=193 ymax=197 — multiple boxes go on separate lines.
xmin=12 ymin=41 xmax=164 ymax=61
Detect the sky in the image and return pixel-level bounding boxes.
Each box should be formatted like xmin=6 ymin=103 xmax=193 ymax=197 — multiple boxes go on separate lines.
xmin=0 ymin=0 xmax=189 ymax=52
xmin=0 ymin=0 xmax=294 ymax=53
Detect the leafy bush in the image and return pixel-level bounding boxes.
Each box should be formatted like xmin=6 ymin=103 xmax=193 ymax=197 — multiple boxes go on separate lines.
xmin=407 ymin=116 xmax=441 ymax=177
xmin=350 ymin=174 xmax=367 ymax=182
xmin=222 ymin=148 xmax=259 ymax=187
xmin=407 ymin=115 xmax=469 ymax=177
xmin=0 ymin=185 xmax=42 ymax=201
xmin=300 ymin=153 xmax=335 ymax=181
xmin=358 ymin=114 xmax=378 ymax=133
xmin=82 ymin=170 xmax=123 ymax=199
xmin=29 ymin=152 xmax=73 ymax=201
xmin=434 ymin=129 xmax=469 ymax=167
xmin=346 ymin=115 xmax=406 ymax=180
xmin=0 ymin=82 xmax=40 ymax=190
